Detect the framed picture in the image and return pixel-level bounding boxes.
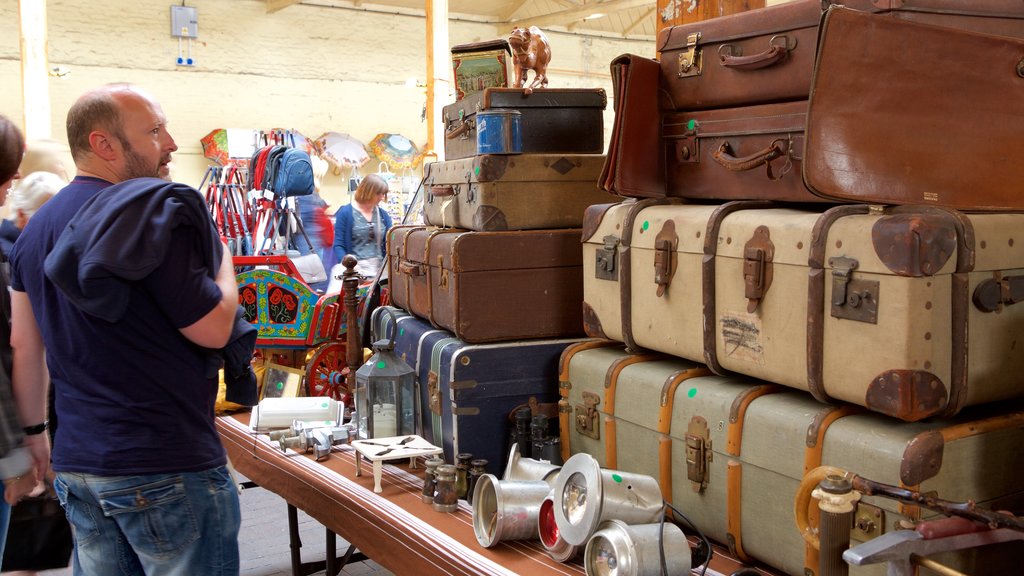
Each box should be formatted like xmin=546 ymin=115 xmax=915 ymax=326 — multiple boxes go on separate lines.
xmin=260 ymin=363 xmax=305 ymax=400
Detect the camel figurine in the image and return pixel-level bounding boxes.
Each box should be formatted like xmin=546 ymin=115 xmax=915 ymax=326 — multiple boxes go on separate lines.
xmin=508 ymin=26 xmax=551 ymax=95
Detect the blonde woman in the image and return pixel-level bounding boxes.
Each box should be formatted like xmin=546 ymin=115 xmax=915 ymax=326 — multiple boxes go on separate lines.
xmin=0 ymin=172 xmax=63 ymax=257
xmin=332 ymin=173 xmax=392 ymax=277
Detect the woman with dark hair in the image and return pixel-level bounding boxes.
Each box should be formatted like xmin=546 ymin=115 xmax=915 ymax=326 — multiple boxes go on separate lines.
xmin=332 ymin=173 xmax=393 ymax=278
xmin=0 ymin=114 xmax=39 ymax=557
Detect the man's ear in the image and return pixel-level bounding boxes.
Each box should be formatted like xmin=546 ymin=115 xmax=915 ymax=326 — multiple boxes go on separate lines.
xmin=89 ymin=130 xmax=118 ymax=162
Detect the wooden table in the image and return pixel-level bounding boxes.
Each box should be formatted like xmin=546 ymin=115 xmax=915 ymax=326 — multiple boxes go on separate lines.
xmin=217 ymin=412 xmax=780 ymax=576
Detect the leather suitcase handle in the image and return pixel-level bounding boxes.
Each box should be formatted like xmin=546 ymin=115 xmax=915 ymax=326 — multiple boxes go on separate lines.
xmin=445 ymin=120 xmax=471 ymax=139
xmin=973 ymin=275 xmax=1024 ymax=312
xmin=398 ymin=261 xmax=425 ymax=276
xmin=429 ymin=185 xmax=456 ymax=197
xmin=712 ymin=140 xmax=785 ymax=172
xmin=719 ymin=35 xmax=795 ymax=71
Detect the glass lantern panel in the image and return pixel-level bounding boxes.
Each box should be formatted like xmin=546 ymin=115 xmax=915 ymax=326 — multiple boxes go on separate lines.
xmin=400 ymin=376 xmax=415 ymax=436
xmin=371 ymin=377 xmax=398 ymax=438
xmin=354 ymin=380 xmax=369 ymax=439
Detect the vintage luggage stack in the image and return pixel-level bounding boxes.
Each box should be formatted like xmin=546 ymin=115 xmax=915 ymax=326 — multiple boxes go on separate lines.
xmin=380 ymin=86 xmax=617 ymax=475
xmin=370 ymin=306 xmax=575 ymax=475
xmin=560 ymin=2 xmax=1024 ymax=575
xmin=557 ymin=341 xmax=1024 ymax=576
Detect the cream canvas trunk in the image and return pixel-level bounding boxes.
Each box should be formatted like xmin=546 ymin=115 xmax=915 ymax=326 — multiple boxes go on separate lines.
xmin=421 ymin=154 xmax=614 ymax=231
xmin=581 ymin=200 xmax=1024 ymax=421
xmin=557 ymin=342 xmax=1024 ymax=576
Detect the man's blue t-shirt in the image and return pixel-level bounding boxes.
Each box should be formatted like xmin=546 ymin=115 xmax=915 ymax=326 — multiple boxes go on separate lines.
xmin=9 ymin=176 xmax=227 ymax=475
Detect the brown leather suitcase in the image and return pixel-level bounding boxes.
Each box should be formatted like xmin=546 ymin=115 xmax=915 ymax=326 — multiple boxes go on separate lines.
xmin=662 ymin=100 xmax=832 ymax=203
xmin=657 ymin=0 xmax=1024 ymax=111
xmin=600 ymin=54 xmax=665 ymax=199
xmin=387 ymin=225 xmax=585 ymax=343
xmin=804 ymin=6 xmax=1024 ymax=211
xmin=442 ymin=88 xmax=606 ymax=161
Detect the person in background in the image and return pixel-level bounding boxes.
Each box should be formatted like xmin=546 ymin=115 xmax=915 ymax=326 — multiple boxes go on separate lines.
xmin=0 ymin=114 xmax=38 ymax=562
xmin=7 ymin=83 xmax=242 ymax=575
xmin=332 ymin=172 xmax=392 ymax=278
xmin=0 ymin=172 xmax=63 ymax=257
xmin=295 ymin=153 xmax=334 ymax=271
xmin=0 ymin=170 xmax=67 ymax=576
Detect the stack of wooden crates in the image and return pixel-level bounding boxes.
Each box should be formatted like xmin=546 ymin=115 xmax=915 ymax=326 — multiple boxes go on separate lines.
xmin=563 ymin=2 xmax=1024 ymax=575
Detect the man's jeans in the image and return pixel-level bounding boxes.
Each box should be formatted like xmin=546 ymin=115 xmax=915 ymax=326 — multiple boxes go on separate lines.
xmin=54 ymin=466 xmax=240 ymax=576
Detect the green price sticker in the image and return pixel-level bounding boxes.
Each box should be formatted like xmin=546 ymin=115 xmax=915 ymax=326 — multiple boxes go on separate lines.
xmin=376 ymin=361 xmax=387 ymax=369
xmin=611 ymin=473 xmax=623 ymax=483
xmin=688 ymin=388 xmax=697 ymax=398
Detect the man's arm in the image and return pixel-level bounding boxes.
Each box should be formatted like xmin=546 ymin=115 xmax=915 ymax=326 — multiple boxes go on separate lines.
xmin=10 ymin=289 xmax=51 ymax=485
xmin=179 ymin=242 xmax=238 ymax=349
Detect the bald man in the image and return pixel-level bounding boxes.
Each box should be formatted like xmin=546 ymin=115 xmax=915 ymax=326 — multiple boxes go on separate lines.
xmin=8 ymin=83 xmax=241 ymax=574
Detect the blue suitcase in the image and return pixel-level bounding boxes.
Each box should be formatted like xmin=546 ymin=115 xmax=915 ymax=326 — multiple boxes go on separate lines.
xmin=371 ymin=306 xmax=583 ymax=474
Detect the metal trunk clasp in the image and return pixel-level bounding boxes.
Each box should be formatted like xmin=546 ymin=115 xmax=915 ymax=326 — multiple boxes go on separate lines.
xmin=685 ymin=416 xmax=712 ymax=493
xmin=677 ymin=32 xmax=703 ymax=78
xmin=829 ymin=256 xmax=879 ymax=324
xmin=574 ymin=391 xmax=601 ymax=440
xmin=595 ymin=235 xmax=619 ymax=280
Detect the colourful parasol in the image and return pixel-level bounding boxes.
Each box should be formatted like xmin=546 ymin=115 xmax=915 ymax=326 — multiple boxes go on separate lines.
xmin=368 ymin=133 xmax=423 ymax=170
xmin=313 ymin=131 xmax=370 ymax=173
xmin=200 ymin=128 xmax=230 ymax=166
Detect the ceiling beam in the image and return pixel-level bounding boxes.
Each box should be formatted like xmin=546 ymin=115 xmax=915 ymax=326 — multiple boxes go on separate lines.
xmin=550 ymin=0 xmax=584 ymax=8
xmin=266 ymin=0 xmax=303 ymax=14
xmin=509 ymin=0 xmax=651 ymax=27
xmin=503 ymin=0 xmax=536 ymax=21
xmin=622 ymin=6 xmax=654 ymax=35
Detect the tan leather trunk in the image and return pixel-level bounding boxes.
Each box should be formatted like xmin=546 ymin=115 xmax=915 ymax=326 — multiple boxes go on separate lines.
xmin=421 ymin=154 xmax=613 ymax=232
xmin=557 ymin=342 xmax=1024 ymax=576
xmin=387 ymin=225 xmax=585 ymax=343
xmin=657 ymin=0 xmax=1024 ymax=111
xmin=581 ymin=200 xmax=1024 ymax=421
xmin=803 ymin=6 xmax=1024 ymax=211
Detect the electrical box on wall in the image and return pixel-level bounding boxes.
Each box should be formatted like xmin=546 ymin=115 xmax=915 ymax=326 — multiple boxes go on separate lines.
xmin=170 ymin=5 xmax=198 ymax=38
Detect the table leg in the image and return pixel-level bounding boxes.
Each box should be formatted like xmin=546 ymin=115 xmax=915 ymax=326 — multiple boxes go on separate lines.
xmin=372 ymin=460 xmax=383 ymax=493
xmin=354 ymin=452 xmax=362 ymax=477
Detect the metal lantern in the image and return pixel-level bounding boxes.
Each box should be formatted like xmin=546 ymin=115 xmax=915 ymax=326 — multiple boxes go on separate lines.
xmin=584 ymin=519 xmax=692 ymax=576
xmin=353 ymin=312 xmax=418 ymax=440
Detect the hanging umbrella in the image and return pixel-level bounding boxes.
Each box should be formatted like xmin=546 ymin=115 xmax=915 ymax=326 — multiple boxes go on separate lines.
xmin=313 ymin=131 xmax=371 ymax=174
xmin=369 ymin=133 xmax=423 ymax=170
xmin=200 ymin=129 xmax=231 ymax=166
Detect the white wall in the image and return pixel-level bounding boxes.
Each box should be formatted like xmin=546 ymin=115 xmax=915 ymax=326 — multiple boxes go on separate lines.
xmin=0 ymin=0 xmax=653 ymax=211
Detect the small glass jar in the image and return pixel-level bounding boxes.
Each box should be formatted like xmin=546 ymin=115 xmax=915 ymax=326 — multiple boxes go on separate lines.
xmin=454 ymin=452 xmax=473 ymax=500
xmin=433 ymin=464 xmax=458 ymax=513
xmin=422 ymin=456 xmax=444 ymax=505
xmin=466 ymin=458 xmax=488 ymax=505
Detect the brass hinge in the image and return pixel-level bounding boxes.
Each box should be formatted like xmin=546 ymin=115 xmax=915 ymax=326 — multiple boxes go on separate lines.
xmin=829 ymin=256 xmax=879 ymax=324
xmin=574 ymin=391 xmax=601 ymax=440
xmin=677 ymin=32 xmax=703 ymax=78
xmin=685 ymin=415 xmax=712 ymax=493
xmin=595 ymin=235 xmax=619 ymax=280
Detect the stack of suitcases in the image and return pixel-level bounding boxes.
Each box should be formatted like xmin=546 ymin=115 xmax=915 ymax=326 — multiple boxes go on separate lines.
xmin=567 ymin=1 xmax=1024 ymax=575
xmin=375 ymin=2 xmax=1024 ymax=574
xmin=373 ymin=86 xmax=617 ymax=475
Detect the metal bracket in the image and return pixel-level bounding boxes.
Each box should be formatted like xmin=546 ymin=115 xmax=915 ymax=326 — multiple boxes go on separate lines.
xmin=673 ymin=136 xmax=698 ymax=164
xmin=654 ymin=219 xmax=679 ymax=298
xmin=852 ymin=502 xmax=884 ymax=542
xmin=685 ymin=415 xmax=712 ymax=493
xmin=830 ymin=256 xmax=879 ymax=324
xmin=595 ymin=235 xmax=619 ymax=280
xmin=574 ymin=391 xmax=601 ymax=440
xmin=677 ymin=32 xmax=703 ymax=78
xmin=427 ymin=371 xmax=441 ymax=416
